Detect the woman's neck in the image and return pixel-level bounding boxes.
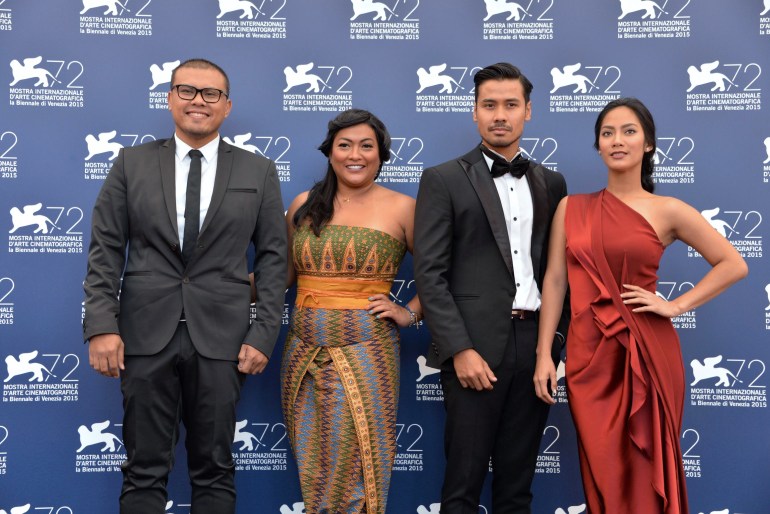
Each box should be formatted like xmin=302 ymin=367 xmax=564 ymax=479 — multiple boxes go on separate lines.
xmin=606 ymin=167 xmax=646 ymax=197
xmin=336 ymin=181 xmax=377 ymax=204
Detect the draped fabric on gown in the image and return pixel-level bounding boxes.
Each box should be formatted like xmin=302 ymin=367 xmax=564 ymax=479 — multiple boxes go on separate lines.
xmin=282 ymin=225 xmax=405 ymax=514
xmin=564 ymin=190 xmax=689 ymax=514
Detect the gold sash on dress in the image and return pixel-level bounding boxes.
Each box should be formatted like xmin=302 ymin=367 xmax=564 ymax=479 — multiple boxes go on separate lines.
xmin=295 ymin=275 xmax=391 ymax=309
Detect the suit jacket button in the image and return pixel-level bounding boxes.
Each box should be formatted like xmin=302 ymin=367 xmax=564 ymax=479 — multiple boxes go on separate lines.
xmin=169 ymin=242 xmax=178 ymax=251
xmin=183 ymin=277 xmax=190 ymax=284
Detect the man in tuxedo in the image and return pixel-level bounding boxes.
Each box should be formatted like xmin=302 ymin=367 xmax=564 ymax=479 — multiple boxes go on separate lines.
xmin=414 ymin=63 xmax=569 ymax=513
xmin=83 ymin=59 xmax=286 ymax=513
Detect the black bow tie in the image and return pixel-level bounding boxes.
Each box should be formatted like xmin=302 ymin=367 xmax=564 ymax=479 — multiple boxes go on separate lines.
xmin=480 ymin=145 xmax=530 ymax=179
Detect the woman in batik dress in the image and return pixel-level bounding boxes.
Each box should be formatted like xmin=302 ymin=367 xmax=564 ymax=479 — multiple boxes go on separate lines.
xmin=281 ymin=109 xmax=422 ymax=514
xmin=533 ymin=98 xmax=746 ymax=514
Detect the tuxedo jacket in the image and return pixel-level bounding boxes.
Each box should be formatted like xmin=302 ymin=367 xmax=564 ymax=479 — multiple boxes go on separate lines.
xmin=414 ymin=146 xmax=570 ymax=369
xmin=83 ymin=137 xmax=287 ymax=361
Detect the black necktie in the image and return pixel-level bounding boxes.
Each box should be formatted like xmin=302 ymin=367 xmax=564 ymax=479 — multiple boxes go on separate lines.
xmin=182 ymin=149 xmax=202 ymax=265
xmin=480 ymin=145 xmax=530 ymax=179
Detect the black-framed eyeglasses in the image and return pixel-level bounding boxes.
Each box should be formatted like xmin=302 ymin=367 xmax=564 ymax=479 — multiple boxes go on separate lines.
xmin=171 ymin=84 xmax=228 ymax=103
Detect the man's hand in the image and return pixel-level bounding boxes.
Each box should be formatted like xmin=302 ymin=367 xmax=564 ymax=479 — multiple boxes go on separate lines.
xmin=238 ymin=344 xmax=269 ymax=374
xmin=453 ymin=348 xmax=497 ymax=391
xmin=88 ymin=333 xmax=125 ymax=378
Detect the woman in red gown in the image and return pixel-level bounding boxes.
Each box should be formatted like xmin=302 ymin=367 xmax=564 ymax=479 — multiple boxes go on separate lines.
xmin=533 ymin=98 xmax=747 ymax=514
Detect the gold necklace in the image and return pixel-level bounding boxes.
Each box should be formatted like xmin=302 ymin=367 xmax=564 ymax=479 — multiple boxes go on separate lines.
xmin=337 ymin=184 xmax=374 ymax=205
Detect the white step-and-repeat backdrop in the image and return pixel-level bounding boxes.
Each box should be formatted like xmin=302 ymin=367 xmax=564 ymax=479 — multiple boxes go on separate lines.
xmin=1 ymin=1 xmax=768 ymax=513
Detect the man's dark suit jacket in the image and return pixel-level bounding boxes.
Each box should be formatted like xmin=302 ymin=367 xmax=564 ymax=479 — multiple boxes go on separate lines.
xmin=83 ymin=137 xmax=287 ymax=361
xmin=414 ymin=145 xmax=569 ymax=370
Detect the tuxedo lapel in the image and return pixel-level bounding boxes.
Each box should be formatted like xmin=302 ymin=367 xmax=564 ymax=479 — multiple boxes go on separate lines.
xmin=527 ymin=163 xmax=549 ymax=281
xmin=159 ymin=138 xmax=178 ymax=237
xmin=199 ymin=139 xmax=233 ymax=237
xmin=461 ymin=148 xmax=515 ymax=280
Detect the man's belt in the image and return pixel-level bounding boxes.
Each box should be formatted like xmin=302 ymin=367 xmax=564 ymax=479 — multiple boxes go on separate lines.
xmin=511 ymin=309 xmax=537 ymax=320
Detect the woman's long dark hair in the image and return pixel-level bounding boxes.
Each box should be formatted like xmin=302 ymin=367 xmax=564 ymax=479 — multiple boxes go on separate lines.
xmin=293 ymin=109 xmax=391 ymax=236
xmin=594 ymin=97 xmax=656 ymax=193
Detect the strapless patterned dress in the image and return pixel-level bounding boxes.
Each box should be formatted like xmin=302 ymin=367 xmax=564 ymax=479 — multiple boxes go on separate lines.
xmin=281 ymin=224 xmax=406 ymax=514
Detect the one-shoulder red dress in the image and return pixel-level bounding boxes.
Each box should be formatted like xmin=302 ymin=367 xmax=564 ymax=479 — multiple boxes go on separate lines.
xmin=564 ymin=190 xmax=689 ymax=514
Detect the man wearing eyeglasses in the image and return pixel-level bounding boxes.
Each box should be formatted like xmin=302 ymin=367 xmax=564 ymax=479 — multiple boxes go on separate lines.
xmin=83 ymin=58 xmax=287 ymax=514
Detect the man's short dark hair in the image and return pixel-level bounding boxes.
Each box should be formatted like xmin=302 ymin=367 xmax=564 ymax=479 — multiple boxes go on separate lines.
xmin=171 ymin=58 xmax=230 ymax=96
xmin=473 ymin=62 xmax=533 ymax=104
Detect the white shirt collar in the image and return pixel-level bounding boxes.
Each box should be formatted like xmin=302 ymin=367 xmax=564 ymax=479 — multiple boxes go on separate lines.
xmin=174 ymin=134 xmax=220 ymax=163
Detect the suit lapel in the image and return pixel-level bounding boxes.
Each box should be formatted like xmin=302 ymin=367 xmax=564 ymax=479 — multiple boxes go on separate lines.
xmin=159 ymin=138 xmax=178 ymax=236
xmin=527 ymin=163 xmax=549 ymax=281
xmin=461 ymin=147 xmax=515 ymax=279
xmin=200 ymin=139 xmax=232 ymax=236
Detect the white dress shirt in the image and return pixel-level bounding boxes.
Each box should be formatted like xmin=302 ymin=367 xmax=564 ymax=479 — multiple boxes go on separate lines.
xmin=482 ymin=150 xmax=541 ymax=311
xmin=174 ymin=135 xmax=219 ymax=250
